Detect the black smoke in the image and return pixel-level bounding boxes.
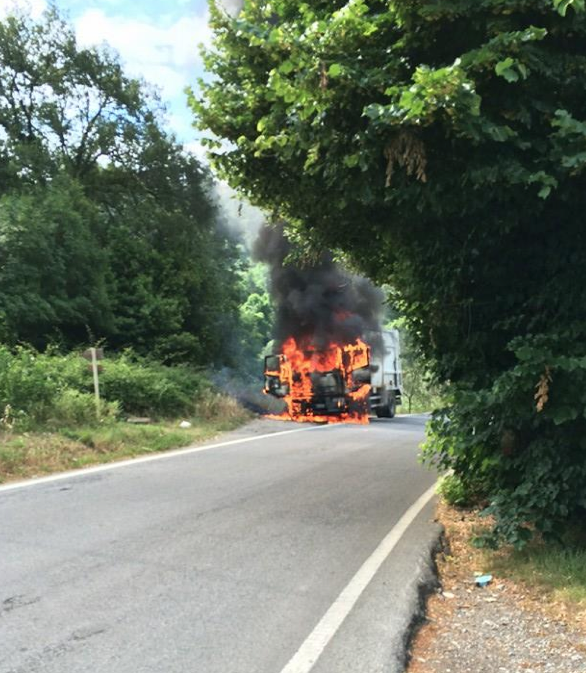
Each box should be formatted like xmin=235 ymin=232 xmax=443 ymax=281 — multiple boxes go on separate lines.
xmin=254 ymin=223 xmax=384 ymax=351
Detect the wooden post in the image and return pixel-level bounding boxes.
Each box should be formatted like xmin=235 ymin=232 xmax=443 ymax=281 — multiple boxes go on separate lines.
xmin=90 ymin=347 xmax=101 ymax=420
xmin=82 ymin=348 xmax=104 ymax=420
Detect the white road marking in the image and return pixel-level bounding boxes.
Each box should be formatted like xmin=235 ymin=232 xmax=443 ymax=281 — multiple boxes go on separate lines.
xmin=279 ymin=481 xmax=438 ymax=673
xmin=0 ymin=424 xmax=331 ymax=493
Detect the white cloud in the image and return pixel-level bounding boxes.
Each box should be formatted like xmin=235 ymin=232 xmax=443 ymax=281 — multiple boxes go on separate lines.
xmin=183 ymin=139 xmax=209 ymax=163
xmin=74 ymin=9 xmax=212 ymax=99
xmin=0 ymin=0 xmax=47 ymax=19
xmin=0 ymin=1 xmax=211 ymax=141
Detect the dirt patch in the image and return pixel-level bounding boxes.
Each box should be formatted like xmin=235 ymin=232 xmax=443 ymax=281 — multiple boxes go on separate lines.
xmin=408 ymin=502 xmax=586 ymax=673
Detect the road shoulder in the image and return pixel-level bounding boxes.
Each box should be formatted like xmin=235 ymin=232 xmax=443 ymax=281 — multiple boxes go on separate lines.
xmin=408 ymin=502 xmax=586 ymax=673
xmin=0 ymin=418 xmax=327 ymax=492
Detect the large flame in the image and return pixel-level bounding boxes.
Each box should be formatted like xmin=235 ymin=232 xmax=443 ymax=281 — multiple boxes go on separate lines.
xmin=264 ymin=337 xmax=371 ymax=424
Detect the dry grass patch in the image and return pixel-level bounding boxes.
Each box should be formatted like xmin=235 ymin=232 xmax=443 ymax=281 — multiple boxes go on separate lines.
xmin=408 ymin=501 xmax=586 ymax=673
xmin=412 ymin=502 xmax=586 ymax=648
xmin=0 ymin=406 xmax=252 ymax=483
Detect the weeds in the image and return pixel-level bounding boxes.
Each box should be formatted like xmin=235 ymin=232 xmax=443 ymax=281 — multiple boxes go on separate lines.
xmin=490 ymin=529 xmax=586 ymax=606
xmin=0 ymin=345 xmax=253 ymax=483
xmin=0 ymin=409 xmax=251 ymax=483
xmin=437 ymin=473 xmax=487 ymax=508
xmin=0 ymin=345 xmax=212 ymax=427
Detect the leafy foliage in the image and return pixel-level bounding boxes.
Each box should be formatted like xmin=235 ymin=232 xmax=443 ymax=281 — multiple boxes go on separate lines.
xmin=0 ymin=175 xmax=113 ymax=346
xmin=0 ymin=345 xmax=211 ymax=427
xmin=194 ymin=0 xmax=586 ymax=544
xmin=437 ymin=474 xmax=485 ymax=508
xmin=426 ymin=329 xmax=586 ymax=548
xmin=237 ymin=263 xmax=274 ymax=372
xmin=99 ymin=352 xmax=211 ymax=416
xmin=0 ymin=6 xmax=243 ymax=366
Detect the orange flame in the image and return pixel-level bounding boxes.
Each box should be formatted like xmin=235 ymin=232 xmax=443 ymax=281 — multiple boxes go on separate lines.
xmin=264 ymin=337 xmax=371 ymax=424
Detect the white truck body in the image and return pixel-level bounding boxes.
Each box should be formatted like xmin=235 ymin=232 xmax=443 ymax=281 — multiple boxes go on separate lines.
xmin=368 ymin=329 xmax=403 ymax=418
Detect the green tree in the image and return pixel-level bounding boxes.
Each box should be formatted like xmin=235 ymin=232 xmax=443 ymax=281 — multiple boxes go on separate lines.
xmin=237 ymin=263 xmax=274 ymax=372
xmin=0 ymin=174 xmax=113 ymax=347
xmin=0 ymin=6 xmax=145 ymax=188
xmin=193 ymin=0 xmax=586 ymax=544
xmin=0 ymin=6 xmax=244 ymax=366
xmin=390 ymin=320 xmax=441 ymax=414
xmin=93 ymin=127 xmax=245 ymax=365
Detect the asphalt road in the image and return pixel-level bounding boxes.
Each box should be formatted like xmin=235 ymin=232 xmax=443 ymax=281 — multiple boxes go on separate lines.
xmin=0 ymin=416 xmax=439 ymax=673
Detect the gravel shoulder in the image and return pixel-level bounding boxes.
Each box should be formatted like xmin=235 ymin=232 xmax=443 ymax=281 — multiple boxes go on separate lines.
xmin=407 ymin=503 xmax=586 ymax=673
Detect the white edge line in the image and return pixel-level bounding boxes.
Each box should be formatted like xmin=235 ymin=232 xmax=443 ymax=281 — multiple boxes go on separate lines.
xmin=0 ymin=424 xmax=331 ymax=494
xmin=279 ymin=480 xmax=439 ymax=673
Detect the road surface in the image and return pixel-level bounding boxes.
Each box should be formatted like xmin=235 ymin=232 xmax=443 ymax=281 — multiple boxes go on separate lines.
xmin=0 ymin=416 xmax=439 ymax=673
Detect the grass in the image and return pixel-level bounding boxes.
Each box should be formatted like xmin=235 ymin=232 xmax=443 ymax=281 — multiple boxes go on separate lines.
xmin=434 ymin=500 xmax=586 ymax=638
xmin=437 ymin=490 xmax=586 ymax=614
xmin=0 ymin=396 xmax=252 ymax=483
xmin=488 ymin=533 xmax=586 ymax=606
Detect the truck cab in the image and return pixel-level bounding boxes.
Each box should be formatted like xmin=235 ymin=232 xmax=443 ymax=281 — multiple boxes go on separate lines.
xmin=263 ymin=340 xmax=371 ymax=419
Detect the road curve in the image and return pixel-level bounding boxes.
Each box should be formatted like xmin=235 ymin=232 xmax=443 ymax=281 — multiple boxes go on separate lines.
xmin=0 ymin=416 xmax=438 ymax=673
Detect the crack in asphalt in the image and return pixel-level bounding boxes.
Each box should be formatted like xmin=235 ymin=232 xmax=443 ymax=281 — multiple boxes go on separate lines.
xmin=1 ymin=595 xmax=41 ymax=615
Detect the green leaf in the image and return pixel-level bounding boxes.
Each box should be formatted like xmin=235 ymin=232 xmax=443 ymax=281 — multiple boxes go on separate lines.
xmin=554 ymin=0 xmax=585 ymax=16
xmin=344 ymin=154 xmax=360 ymax=168
xmin=328 ymin=63 xmax=343 ymax=78
xmin=495 ymin=58 xmax=514 ymax=75
xmin=495 ymin=58 xmax=519 ymax=82
xmin=279 ymin=61 xmax=294 ymax=75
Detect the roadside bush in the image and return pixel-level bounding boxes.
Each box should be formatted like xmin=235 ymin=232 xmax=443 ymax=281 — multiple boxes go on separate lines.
xmin=100 ymin=352 xmax=211 ymax=416
xmin=438 ymin=474 xmax=473 ymax=507
xmin=0 ymin=345 xmax=61 ymax=425
xmin=424 ymin=328 xmax=586 ymax=549
xmin=0 ymin=345 xmax=214 ymax=425
xmin=48 ymin=390 xmax=119 ymax=427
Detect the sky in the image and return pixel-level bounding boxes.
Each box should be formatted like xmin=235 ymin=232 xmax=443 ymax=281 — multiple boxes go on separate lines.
xmin=0 ymin=0 xmax=264 ymax=239
xmin=0 ymin=0 xmax=217 ymax=152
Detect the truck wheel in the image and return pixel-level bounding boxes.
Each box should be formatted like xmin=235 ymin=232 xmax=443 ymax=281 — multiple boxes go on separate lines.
xmin=377 ymin=395 xmax=396 ymax=419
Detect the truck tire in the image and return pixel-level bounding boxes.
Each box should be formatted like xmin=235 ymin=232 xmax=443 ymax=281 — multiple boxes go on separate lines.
xmin=375 ymin=394 xmax=396 ymax=419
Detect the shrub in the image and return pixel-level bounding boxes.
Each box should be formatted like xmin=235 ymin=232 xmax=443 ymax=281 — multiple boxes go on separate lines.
xmin=100 ymin=352 xmax=211 ymax=417
xmin=0 ymin=345 xmax=61 ymax=425
xmin=437 ymin=473 xmax=487 ymax=508
xmin=0 ymin=345 xmax=214 ymax=425
xmin=424 ymin=328 xmax=586 ymax=549
xmin=438 ymin=474 xmax=470 ymax=507
xmin=48 ymin=390 xmax=119 ymax=427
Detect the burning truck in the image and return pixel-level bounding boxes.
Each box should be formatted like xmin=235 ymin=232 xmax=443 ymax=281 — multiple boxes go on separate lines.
xmin=263 ymin=330 xmax=402 ymax=424
xmin=255 ymin=221 xmax=401 ymax=424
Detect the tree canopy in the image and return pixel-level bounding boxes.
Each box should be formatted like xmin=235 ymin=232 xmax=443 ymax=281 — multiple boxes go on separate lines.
xmin=0 ymin=6 xmax=244 ymax=366
xmin=193 ymin=0 xmax=586 ymax=544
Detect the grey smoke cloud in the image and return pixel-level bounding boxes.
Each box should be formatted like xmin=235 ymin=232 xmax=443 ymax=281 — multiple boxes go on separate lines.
xmin=217 ymin=0 xmax=244 ymax=16
xmin=254 ymin=223 xmax=384 ymax=351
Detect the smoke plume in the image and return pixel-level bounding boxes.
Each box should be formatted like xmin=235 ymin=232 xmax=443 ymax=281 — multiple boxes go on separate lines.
xmin=254 ymin=223 xmax=384 ymax=351
xmin=217 ymin=0 xmax=243 ymax=16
